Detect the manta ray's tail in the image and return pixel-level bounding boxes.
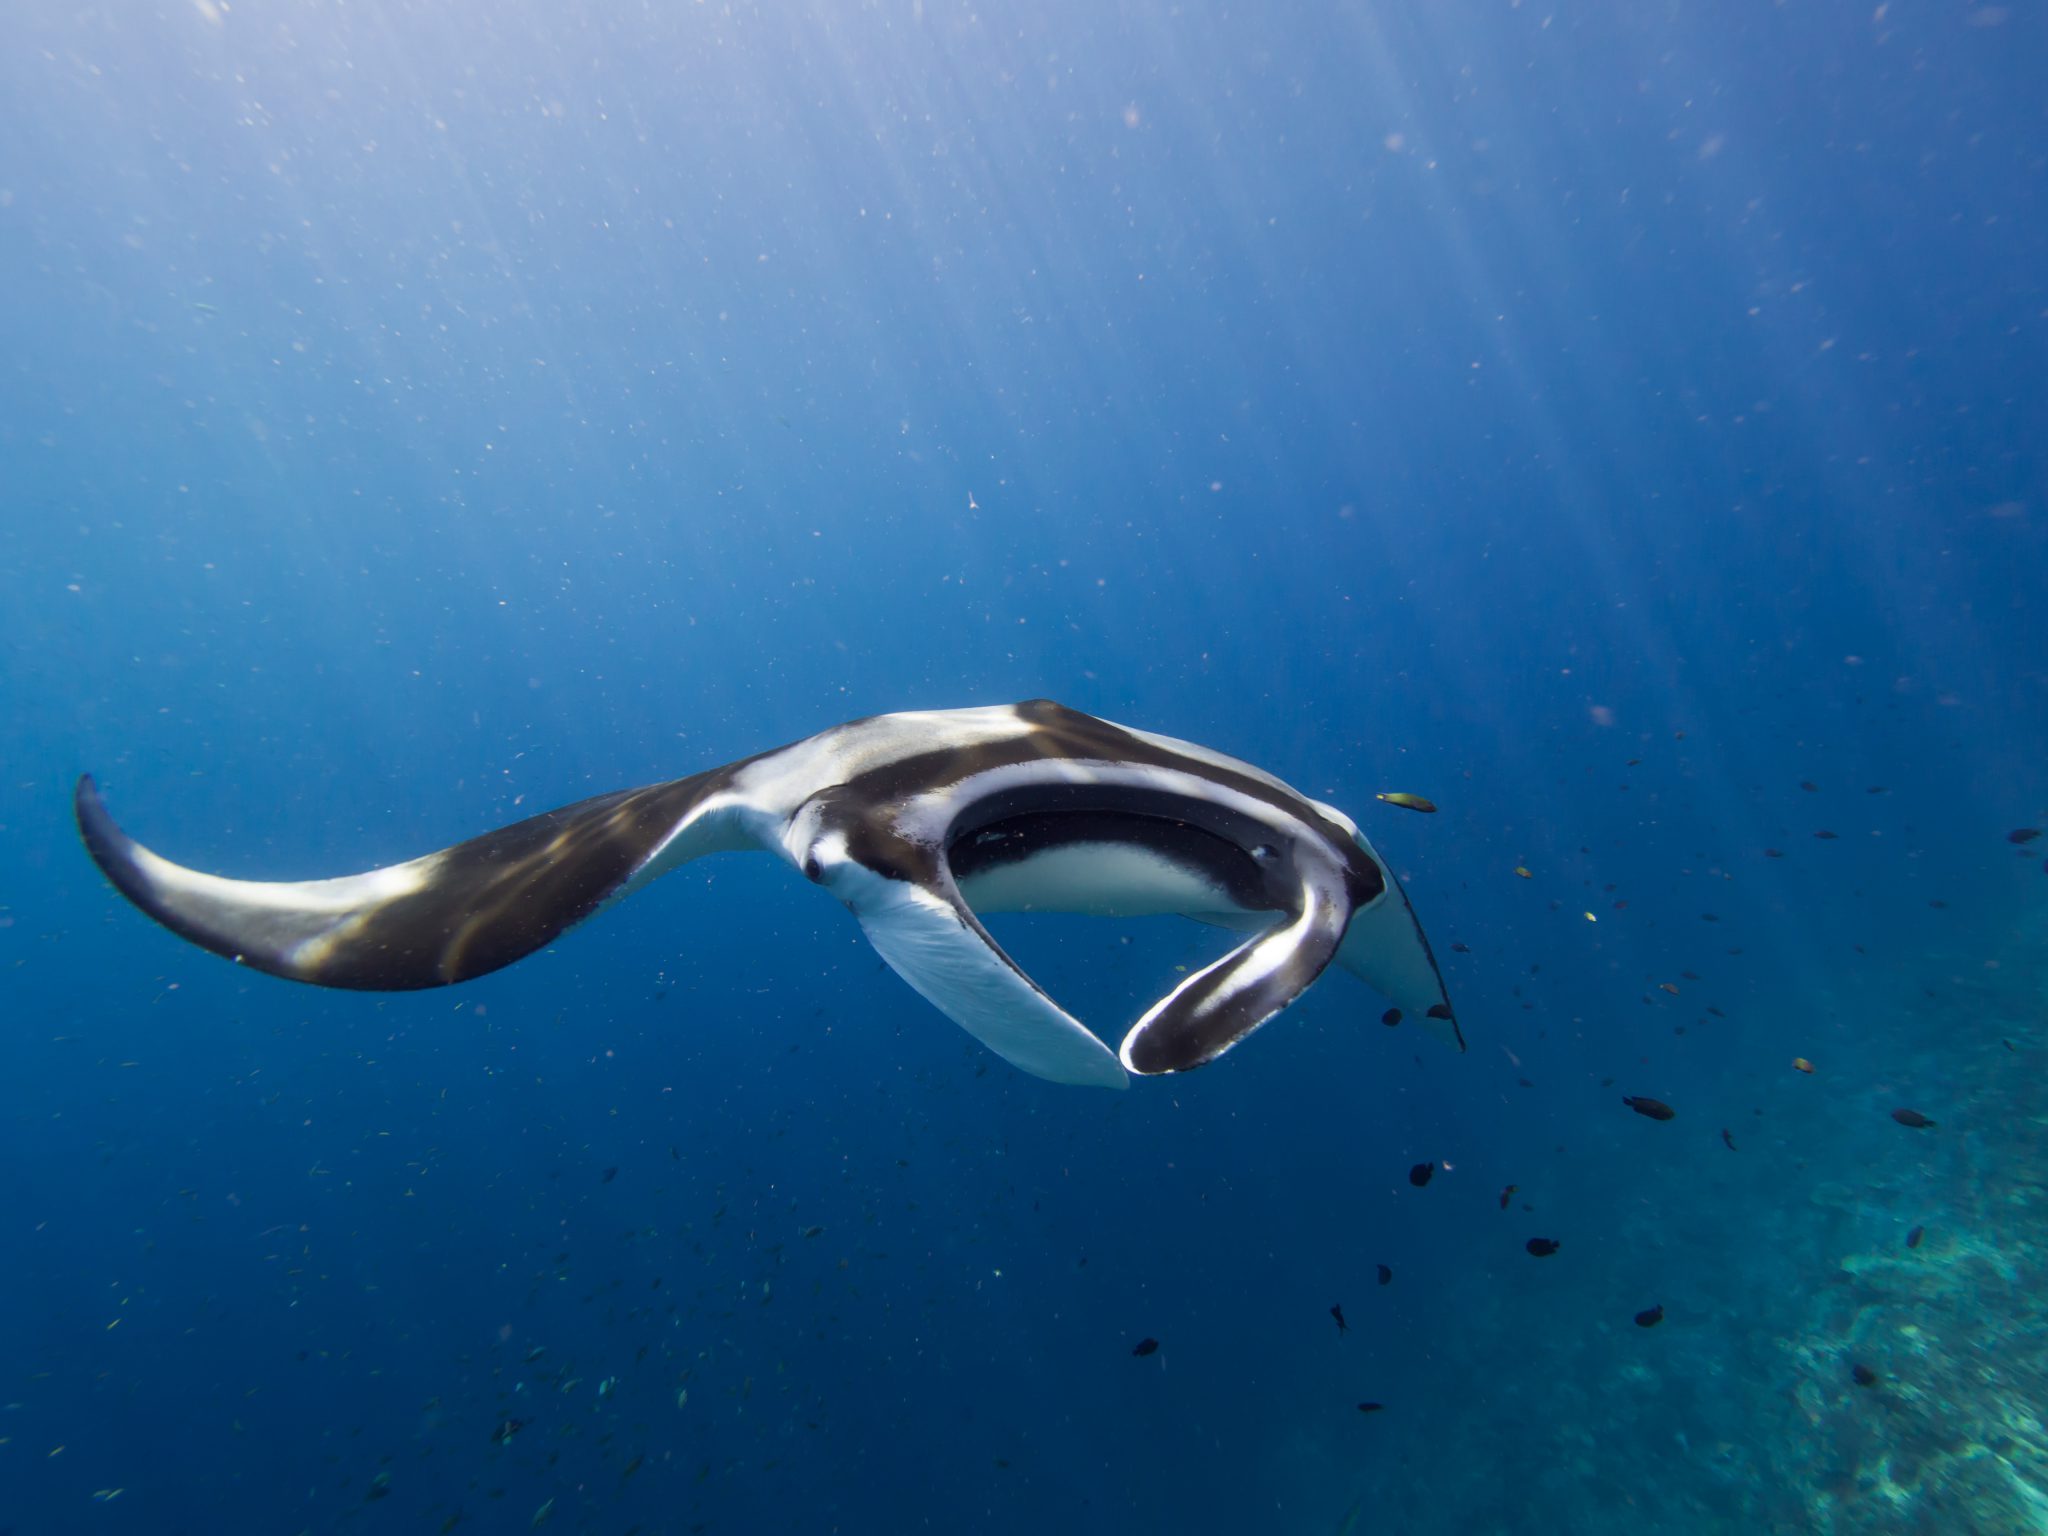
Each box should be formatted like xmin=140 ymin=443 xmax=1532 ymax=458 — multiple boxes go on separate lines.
xmin=73 ymin=773 xmax=748 ymax=990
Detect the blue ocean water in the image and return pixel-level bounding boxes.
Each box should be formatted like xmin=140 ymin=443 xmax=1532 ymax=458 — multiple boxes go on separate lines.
xmin=3 ymin=2 xmax=2045 ymax=1532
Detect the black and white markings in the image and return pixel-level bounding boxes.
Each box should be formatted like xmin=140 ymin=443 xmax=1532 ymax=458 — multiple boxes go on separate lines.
xmin=76 ymin=700 xmax=1459 ymax=1088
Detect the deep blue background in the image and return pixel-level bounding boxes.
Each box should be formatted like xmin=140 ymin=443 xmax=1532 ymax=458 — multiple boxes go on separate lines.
xmin=3 ymin=3 xmax=2044 ymax=1532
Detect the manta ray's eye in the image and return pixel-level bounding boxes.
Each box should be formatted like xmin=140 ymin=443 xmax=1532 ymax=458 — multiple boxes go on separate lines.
xmin=802 ymin=854 xmax=824 ymax=883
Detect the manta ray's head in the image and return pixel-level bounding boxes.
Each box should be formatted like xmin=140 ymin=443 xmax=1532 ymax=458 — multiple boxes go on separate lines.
xmin=781 ymin=788 xmax=936 ymax=903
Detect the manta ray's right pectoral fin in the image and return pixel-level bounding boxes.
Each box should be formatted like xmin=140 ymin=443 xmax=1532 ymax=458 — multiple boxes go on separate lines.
xmin=845 ymin=878 xmax=1128 ymax=1090
xmin=74 ymin=771 xmax=755 ymax=990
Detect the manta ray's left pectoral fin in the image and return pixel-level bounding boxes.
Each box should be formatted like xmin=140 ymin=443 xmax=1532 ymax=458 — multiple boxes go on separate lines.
xmin=73 ymin=771 xmax=754 ymax=990
xmin=1120 ymin=875 xmax=1351 ymax=1075
xmin=845 ymin=879 xmax=1128 ymax=1090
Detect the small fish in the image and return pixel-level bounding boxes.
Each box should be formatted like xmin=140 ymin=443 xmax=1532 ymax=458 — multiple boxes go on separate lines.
xmin=1376 ymin=792 xmax=1437 ymax=813
xmin=1800 ymin=780 xmax=1819 ymax=792
xmin=491 ymin=1418 xmax=529 ymax=1446
xmin=1408 ymin=1162 xmax=1434 ymax=1188
xmin=1355 ymin=1401 xmax=1385 ymax=1414
xmin=1851 ymin=1364 xmax=1878 ymax=1388
xmin=1525 ymin=1238 xmax=1560 ymax=1257
xmin=2010 ymin=828 xmax=2042 ymax=845
xmin=91 ymin=1489 xmax=124 ymax=1503
xmin=1792 ymin=1057 xmax=1815 ymax=1074
xmin=1376 ymin=1263 xmax=1393 ymax=1286
xmin=532 ymin=1497 xmax=555 ymax=1529
xmin=1720 ymin=1128 xmax=1737 ymax=1151
xmin=441 ymin=1513 xmax=464 ymax=1534
xmin=1513 ymin=866 xmax=1533 ymax=879
xmin=601 ymin=1166 xmax=619 ymax=1184
xmin=1451 ymin=941 xmax=1471 ymax=953
xmin=1634 ymin=1304 xmax=1664 ymax=1328
xmin=1906 ymin=1225 xmax=1925 ymax=1249
xmin=1622 ymin=1095 xmax=1677 ymax=1121
xmin=1764 ymin=847 xmax=1785 ymax=858
xmin=1813 ymin=830 xmax=1839 ymax=840
xmin=1131 ymin=1337 xmax=1159 ymax=1357
xmin=1658 ymin=982 xmax=1680 ymax=995
xmin=1330 ymin=1304 xmax=1348 ymax=1335
xmin=1498 ymin=1184 xmax=1516 ymax=1210
xmin=1891 ymin=1108 xmax=1936 ymax=1129
xmin=800 ymin=1225 xmax=824 ymax=1239
xmin=621 ymin=1453 xmax=645 ymax=1483
xmin=1380 ymin=1008 xmax=1402 ymax=1027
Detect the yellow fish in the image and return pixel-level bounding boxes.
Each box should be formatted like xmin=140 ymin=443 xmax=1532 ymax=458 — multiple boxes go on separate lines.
xmin=1375 ymin=792 xmax=1437 ymax=813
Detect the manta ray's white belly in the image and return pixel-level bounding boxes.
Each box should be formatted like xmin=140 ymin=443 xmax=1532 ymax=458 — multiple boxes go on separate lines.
xmin=955 ymin=840 xmax=1249 ymax=919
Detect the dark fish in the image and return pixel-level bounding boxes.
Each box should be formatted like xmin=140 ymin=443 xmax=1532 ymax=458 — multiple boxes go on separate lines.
xmin=1498 ymin=1184 xmax=1516 ymax=1210
xmin=1813 ymin=830 xmax=1839 ymax=840
xmin=1381 ymin=1008 xmax=1402 ymax=1027
xmin=1376 ymin=1263 xmax=1393 ymax=1286
xmin=1408 ymin=1162 xmax=1434 ymax=1187
xmin=601 ymin=1166 xmax=619 ymax=1184
xmin=1330 ymin=1304 xmax=1348 ymax=1335
xmin=1622 ymin=1095 xmax=1677 ymax=1121
xmin=1355 ymin=1401 xmax=1385 ymax=1414
xmin=1800 ymin=780 xmax=1819 ymax=792
xmin=1891 ymin=1108 xmax=1936 ymax=1129
xmin=2006 ymin=828 xmax=2040 ymax=845
xmin=1451 ymin=942 xmax=1471 ymax=953
xmin=1525 ymin=1238 xmax=1560 ymax=1257
xmin=1634 ymin=1304 xmax=1664 ymax=1328
xmin=1720 ymin=1127 xmax=1737 ymax=1151
xmin=1131 ymin=1337 xmax=1159 ymax=1357
xmin=1852 ymin=1363 xmax=1878 ymax=1387
xmin=1764 ymin=848 xmax=1785 ymax=858
xmin=1906 ymin=1225 xmax=1924 ymax=1250
xmin=800 ymin=1224 xmax=824 ymax=1239
xmin=492 ymin=1418 xmax=529 ymax=1446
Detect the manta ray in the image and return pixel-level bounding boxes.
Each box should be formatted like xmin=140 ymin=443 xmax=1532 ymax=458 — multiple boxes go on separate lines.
xmin=75 ymin=699 xmax=1460 ymax=1089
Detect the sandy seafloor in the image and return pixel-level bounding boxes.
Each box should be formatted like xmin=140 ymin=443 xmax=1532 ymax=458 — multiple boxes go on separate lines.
xmin=1328 ymin=914 xmax=2048 ymax=1536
